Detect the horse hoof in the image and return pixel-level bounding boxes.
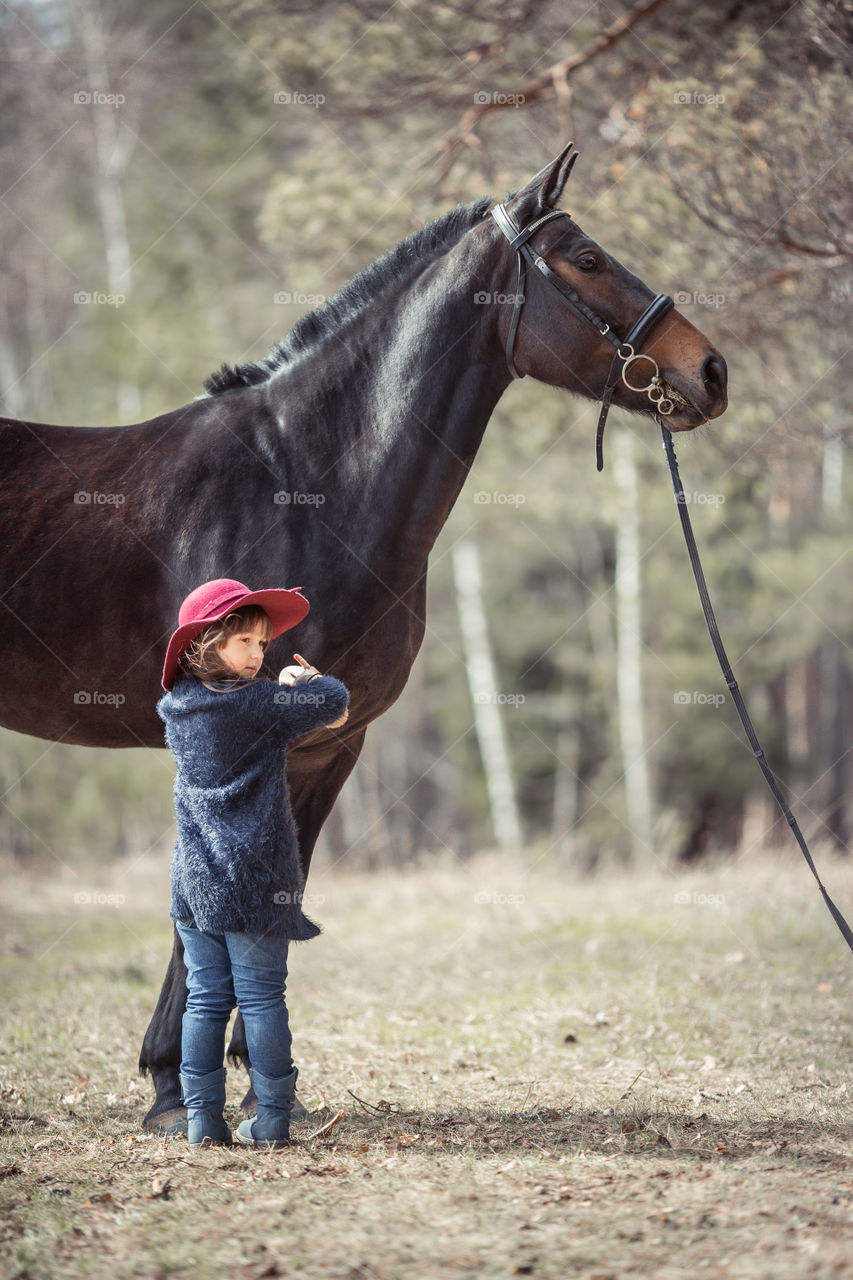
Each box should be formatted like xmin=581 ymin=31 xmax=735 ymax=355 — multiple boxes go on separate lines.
xmin=239 ymin=1087 xmax=309 ymax=1123
xmin=142 ymin=1106 xmax=188 ymax=1136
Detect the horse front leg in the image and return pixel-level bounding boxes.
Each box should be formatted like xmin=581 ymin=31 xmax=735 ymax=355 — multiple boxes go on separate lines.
xmin=138 ymin=924 xmax=189 ymax=1134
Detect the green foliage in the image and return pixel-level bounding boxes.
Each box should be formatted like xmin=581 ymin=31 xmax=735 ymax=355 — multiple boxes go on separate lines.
xmin=1 ymin=0 xmax=852 ymax=864
xmin=0 ymin=731 xmax=174 ymax=865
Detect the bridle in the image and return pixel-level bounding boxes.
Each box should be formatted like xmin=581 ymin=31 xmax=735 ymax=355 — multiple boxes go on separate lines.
xmin=490 ymin=201 xmax=675 ymax=471
xmin=492 ymin=200 xmax=853 ymax=959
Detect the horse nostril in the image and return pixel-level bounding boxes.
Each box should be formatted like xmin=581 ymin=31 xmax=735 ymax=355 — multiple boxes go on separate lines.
xmin=702 ymin=353 xmax=727 ymax=400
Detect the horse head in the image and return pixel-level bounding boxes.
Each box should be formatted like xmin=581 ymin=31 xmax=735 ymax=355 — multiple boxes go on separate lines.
xmin=490 ymin=143 xmax=727 ymax=433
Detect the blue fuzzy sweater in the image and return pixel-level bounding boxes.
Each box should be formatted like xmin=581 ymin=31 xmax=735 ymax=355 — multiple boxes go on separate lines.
xmin=157 ymin=672 xmax=349 ymax=941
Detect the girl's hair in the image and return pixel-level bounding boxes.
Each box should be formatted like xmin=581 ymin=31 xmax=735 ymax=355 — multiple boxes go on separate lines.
xmin=178 ymin=605 xmax=273 ymax=683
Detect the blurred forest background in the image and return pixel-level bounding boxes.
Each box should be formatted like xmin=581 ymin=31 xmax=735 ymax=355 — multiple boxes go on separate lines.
xmin=0 ymin=0 xmax=851 ymax=874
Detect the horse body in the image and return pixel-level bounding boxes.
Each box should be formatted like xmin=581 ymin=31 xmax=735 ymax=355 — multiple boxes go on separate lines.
xmin=0 ymin=244 xmax=504 ymax=747
xmin=0 ymin=146 xmax=727 ymax=1128
xmin=0 ymin=396 xmax=274 ymax=742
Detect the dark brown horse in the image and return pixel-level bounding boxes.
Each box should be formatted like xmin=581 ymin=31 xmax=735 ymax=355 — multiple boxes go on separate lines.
xmin=0 ymin=145 xmax=727 ymax=1131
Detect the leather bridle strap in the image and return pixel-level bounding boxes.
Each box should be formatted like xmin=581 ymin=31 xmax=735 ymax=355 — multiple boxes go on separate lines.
xmin=662 ymin=421 xmax=853 ymax=957
xmin=490 ymin=201 xmax=674 ymax=471
xmin=491 ymin=202 xmax=621 ymax=377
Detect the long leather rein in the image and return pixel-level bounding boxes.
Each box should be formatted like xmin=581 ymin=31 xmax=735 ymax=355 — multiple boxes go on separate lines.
xmin=490 ymin=199 xmax=853 ymax=955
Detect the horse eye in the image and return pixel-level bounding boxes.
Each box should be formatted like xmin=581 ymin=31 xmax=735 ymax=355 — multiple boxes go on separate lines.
xmin=576 ymin=253 xmax=600 ymax=273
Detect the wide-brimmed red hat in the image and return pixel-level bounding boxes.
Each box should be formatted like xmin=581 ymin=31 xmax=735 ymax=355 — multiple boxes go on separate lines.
xmin=161 ymin=578 xmax=309 ymax=690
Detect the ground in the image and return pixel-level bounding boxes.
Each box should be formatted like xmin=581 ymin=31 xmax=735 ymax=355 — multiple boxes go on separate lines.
xmin=1 ymin=846 xmax=851 ymax=1279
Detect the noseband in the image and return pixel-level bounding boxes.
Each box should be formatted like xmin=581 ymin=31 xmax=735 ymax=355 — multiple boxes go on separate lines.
xmin=490 ymin=202 xmax=675 ymax=471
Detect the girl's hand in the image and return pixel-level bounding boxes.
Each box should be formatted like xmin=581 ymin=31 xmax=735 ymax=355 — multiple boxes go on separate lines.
xmin=278 ymin=653 xmax=349 ymax=730
xmin=278 ymin=652 xmax=321 ymax=686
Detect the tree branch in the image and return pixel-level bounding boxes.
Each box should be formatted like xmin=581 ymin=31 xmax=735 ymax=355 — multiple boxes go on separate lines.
xmin=426 ymin=0 xmax=674 ymax=179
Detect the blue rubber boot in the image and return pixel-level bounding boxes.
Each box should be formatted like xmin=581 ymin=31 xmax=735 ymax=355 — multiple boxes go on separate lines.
xmin=179 ymin=1068 xmax=232 ymax=1147
xmin=235 ymin=1066 xmax=297 ymax=1149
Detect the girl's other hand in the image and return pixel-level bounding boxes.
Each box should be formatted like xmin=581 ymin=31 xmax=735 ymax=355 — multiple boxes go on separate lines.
xmin=278 ymin=653 xmax=321 ymax=685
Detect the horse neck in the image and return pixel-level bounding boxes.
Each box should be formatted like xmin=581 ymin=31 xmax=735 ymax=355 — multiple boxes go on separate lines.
xmin=266 ymin=246 xmax=511 ymax=572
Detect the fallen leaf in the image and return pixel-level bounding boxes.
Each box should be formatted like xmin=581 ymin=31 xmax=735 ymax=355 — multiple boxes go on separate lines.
xmin=307 ymin=1109 xmax=344 ymax=1141
xmin=81 ymin=1192 xmax=115 ymax=1209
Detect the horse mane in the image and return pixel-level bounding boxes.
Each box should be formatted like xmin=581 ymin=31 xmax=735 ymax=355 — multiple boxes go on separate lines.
xmin=203 ymin=196 xmax=494 ymax=395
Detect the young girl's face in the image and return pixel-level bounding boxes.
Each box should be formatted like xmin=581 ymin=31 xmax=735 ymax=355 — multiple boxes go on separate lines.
xmin=216 ymin=624 xmax=270 ymax=679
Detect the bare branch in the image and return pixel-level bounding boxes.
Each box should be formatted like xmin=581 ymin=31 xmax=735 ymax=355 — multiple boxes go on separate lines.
xmin=425 ymin=0 xmax=673 ymax=177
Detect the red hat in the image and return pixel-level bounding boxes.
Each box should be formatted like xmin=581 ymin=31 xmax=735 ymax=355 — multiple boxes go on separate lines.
xmin=161 ymin=578 xmax=309 ymax=690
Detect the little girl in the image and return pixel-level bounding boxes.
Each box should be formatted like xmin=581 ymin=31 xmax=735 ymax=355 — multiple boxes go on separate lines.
xmin=157 ymin=577 xmax=350 ymax=1148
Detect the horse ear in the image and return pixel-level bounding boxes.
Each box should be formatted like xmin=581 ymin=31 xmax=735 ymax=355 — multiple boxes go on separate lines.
xmin=539 ymin=142 xmax=579 ymax=208
xmin=506 ymin=143 xmax=579 ymax=222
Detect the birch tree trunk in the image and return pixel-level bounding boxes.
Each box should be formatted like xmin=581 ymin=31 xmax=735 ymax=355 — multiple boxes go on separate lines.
xmin=452 ymin=540 xmax=523 ymax=854
xmin=550 ymin=718 xmax=579 ymax=861
xmin=78 ymin=0 xmax=140 ymax=422
xmin=0 ymin=336 xmax=23 ymax=419
xmin=821 ymin=432 xmax=847 ymax=850
xmin=612 ymin=425 xmax=653 ymax=860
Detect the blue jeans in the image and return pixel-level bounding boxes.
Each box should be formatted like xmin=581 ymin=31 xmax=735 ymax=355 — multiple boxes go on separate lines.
xmin=176 ymin=920 xmax=293 ymax=1079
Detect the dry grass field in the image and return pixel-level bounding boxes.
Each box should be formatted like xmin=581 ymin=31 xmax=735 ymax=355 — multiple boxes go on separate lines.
xmin=1 ymin=846 xmax=851 ymax=1280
